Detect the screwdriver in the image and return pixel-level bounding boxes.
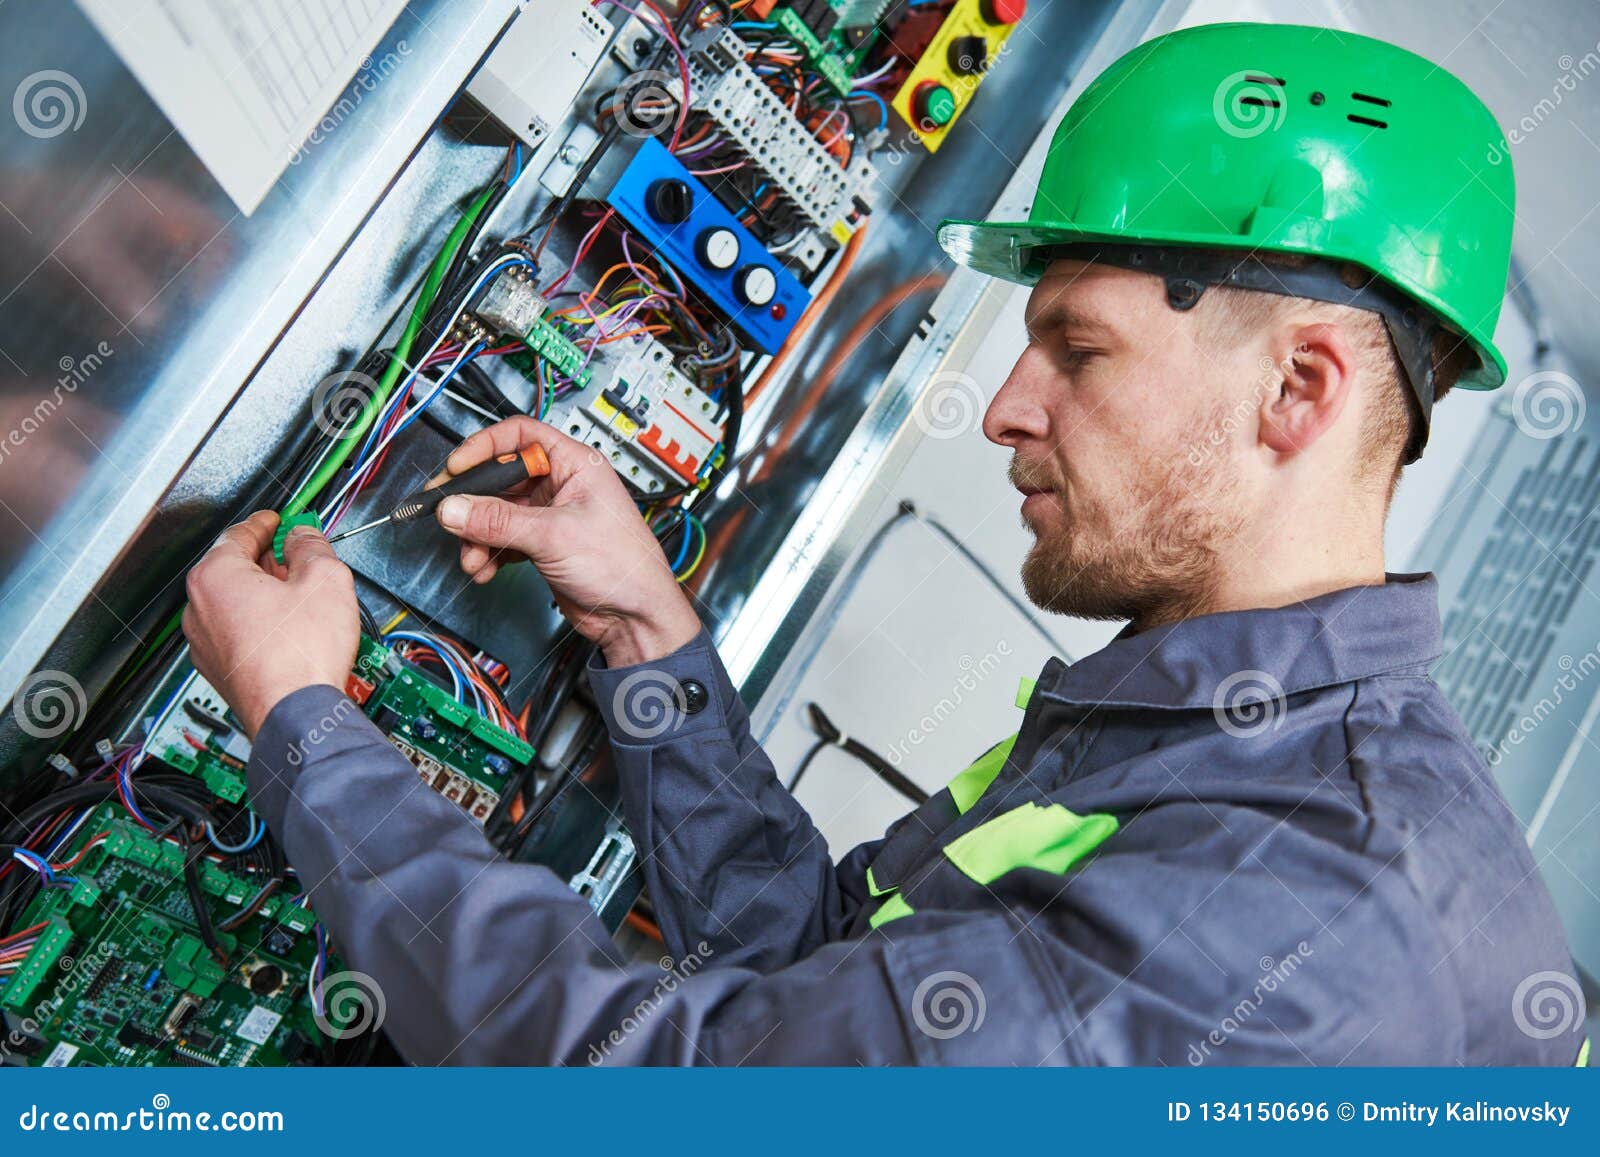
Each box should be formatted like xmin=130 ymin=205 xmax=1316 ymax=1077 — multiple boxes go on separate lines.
xmin=327 ymin=444 xmax=551 ymax=545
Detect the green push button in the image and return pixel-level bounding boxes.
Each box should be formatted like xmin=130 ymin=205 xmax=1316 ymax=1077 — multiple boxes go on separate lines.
xmin=915 ymin=82 xmax=958 ymax=130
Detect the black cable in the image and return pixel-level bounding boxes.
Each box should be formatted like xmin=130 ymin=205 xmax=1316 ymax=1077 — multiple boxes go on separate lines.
xmin=504 ymin=715 xmax=609 ymax=853
xmin=482 ymin=634 xmax=592 ymax=843
xmin=455 ymin=361 xmax=521 ymax=418
xmin=793 ymin=702 xmax=928 ymax=805
xmin=900 ymin=501 xmax=1073 ymax=661
xmin=785 ymin=737 xmax=828 ymax=795
xmin=182 ymin=833 xmax=226 ymax=961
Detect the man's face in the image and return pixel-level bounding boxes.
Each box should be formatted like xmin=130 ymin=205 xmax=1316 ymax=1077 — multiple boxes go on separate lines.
xmin=983 ymin=259 xmax=1261 ymax=624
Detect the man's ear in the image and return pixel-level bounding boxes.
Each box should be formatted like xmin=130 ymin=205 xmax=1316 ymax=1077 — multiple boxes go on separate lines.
xmin=1257 ymin=322 xmax=1357 ymax=455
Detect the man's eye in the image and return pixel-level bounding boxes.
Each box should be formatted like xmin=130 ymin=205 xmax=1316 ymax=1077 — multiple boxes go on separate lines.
xmin=1062 ymin=348 xmax=1097 ymax=369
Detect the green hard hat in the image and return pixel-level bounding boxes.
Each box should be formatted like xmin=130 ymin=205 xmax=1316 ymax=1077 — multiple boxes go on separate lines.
xmin=939 ymin=22 xmax=1516 ymax=409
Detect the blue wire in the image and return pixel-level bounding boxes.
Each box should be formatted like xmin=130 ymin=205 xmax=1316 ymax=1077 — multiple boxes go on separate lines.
xmin=384 ymin=630 xmax=467 ymax=702
xmin=387 ymin=341 xmax=486 ymax=444
xmin=206 ymin=814 xmax=262 ymax=854
xmin=849 ymin=89 xmax=890 ymax=132
xmin=669 ymin=516 xmax=694 ymax=572
xmin=12 ymin=848 xmax=75 ymax=889
xmin=338 ymin=256 xmax=534 ymax=502
xmin=509 ymin=144 xmax=523 ymax=184
xmin=118 ymin=762 xmax=159 ymax=831
xmin=732 ymin=20 xmax=777 ymax=30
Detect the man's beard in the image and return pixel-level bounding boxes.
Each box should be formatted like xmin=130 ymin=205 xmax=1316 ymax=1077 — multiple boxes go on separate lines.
xmin=1014 ymin=443 xmax=1243 ymax=628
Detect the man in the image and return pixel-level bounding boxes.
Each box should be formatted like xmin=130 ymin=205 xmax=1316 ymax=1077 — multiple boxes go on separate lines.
xmin=183 ymin=24 xmax=1586 ymax=1064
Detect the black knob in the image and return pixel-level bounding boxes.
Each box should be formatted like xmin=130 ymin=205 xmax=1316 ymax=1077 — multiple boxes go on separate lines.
xmin=648 ymin=178 xmax=693 ymax=225
xmin=949 ymin=36 xmax=987 ymax=75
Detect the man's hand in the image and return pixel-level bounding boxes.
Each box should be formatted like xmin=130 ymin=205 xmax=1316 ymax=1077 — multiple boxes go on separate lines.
xmin=182 ymin=511 xmax=360 ymax=738
xmin=434 ymin=416 xmax=701 ymax=667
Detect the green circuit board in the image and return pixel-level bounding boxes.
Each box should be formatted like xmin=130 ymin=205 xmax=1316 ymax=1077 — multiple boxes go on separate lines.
xmin=3 ymin=805 xmax=368 ymax=1067
xmin=146 ymin=634 xmax=534 ymax=828
xmin=774 ymin=7 xmax=881 ymax=95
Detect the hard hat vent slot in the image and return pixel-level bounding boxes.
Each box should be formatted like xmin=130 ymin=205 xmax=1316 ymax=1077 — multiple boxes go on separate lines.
xmin=1349 ymin=92 xmax=1391 ymax=128
xmin=1241 ymin=74 xmax=1285 ymax=109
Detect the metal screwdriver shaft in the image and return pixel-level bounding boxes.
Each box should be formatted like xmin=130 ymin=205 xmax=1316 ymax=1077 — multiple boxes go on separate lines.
xmin=326 ymin=444 xmax=551 ymax=546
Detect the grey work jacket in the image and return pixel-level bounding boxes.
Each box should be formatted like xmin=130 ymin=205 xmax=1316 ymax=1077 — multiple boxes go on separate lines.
xmin=247 ymin=573 xmax=1586 ymax=1065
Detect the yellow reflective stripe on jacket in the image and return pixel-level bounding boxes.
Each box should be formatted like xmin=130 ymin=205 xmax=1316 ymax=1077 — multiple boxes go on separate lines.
xmin=868 ymin=892 xmax=914 ymax=928
xmin=948 ymin=734 xmax=1017 ymax=814
xmin=943 ymin=802 xmax=1118 ymax=885
xmin=945 ymin=677 xmax=1037 ymax=815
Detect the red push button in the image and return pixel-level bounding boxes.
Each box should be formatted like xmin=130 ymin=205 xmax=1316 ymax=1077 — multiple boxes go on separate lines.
xmin=982 ymin=0 xmax=1026 ymax=24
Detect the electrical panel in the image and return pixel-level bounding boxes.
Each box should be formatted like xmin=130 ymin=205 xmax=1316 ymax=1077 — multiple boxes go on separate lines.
xmin=607 ymin=139 xmax=812 ymax=353
xmin=683 ymin=28 xmax=878 ymax=245
xmin=466 ymin=0 xmax=611 ymax=152
xmin=889 ymin=0 xmax=1028 ymax=151
xmin=1 ymin=0 xmax=1035 ymax=1068
xmin=557 ymin=329 xmax=725 ymax=494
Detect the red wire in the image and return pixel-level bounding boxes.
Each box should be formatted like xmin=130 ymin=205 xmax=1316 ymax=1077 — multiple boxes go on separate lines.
xmin=637 ymin=0 xmax=690 ymax=150
xmin=0 ymin=920 xmax=46 ymax=947
xmin=52 ymin=834 xmax=110 ymax=873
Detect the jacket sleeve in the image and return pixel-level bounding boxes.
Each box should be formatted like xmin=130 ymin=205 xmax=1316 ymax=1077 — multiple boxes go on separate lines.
xmin=585 ymin=629 xmax=878 ymax=970
xmin=246 ymin=685 xmax=1070 ymax=1066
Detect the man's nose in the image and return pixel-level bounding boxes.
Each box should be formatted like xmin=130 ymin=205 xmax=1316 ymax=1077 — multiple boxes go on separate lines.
xmin=983 ymin=354 xmax=1051 ymax=447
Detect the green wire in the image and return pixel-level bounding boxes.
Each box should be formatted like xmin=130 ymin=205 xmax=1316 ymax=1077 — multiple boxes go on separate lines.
xmin=282 ymin=180 xmax=501 ymax=517
xmin=112 ymin=179 xmax=505 ymax=695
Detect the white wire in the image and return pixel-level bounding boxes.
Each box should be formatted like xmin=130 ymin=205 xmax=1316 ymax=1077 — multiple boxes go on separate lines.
xmin=318 ymin=343 xmax=476 ymax=521
xmin=315 ymin=254 xmax=530 ymax=520
xmin=852 ymin=58 xmax=894 ymax=87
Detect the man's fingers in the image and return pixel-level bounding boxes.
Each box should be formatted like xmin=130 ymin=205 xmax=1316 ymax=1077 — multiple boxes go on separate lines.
xmin=282 ymin=524 xmax=346 ymax=585
xmin=210 ymin=511 xmax=280 ymax=565
xmin=460 ymin=541 xmax=492 ymax=576
xmin=441 ymin=416 xmax=600 ymax=491
xmin=436 ymin=494 xmax=545 ymax=553
xmin=443 ymin=416 xmax=545 ymax=477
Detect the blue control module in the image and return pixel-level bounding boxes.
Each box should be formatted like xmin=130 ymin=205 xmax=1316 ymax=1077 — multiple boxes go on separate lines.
xmin=606 ymin=139 xmax=810 ymax=355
